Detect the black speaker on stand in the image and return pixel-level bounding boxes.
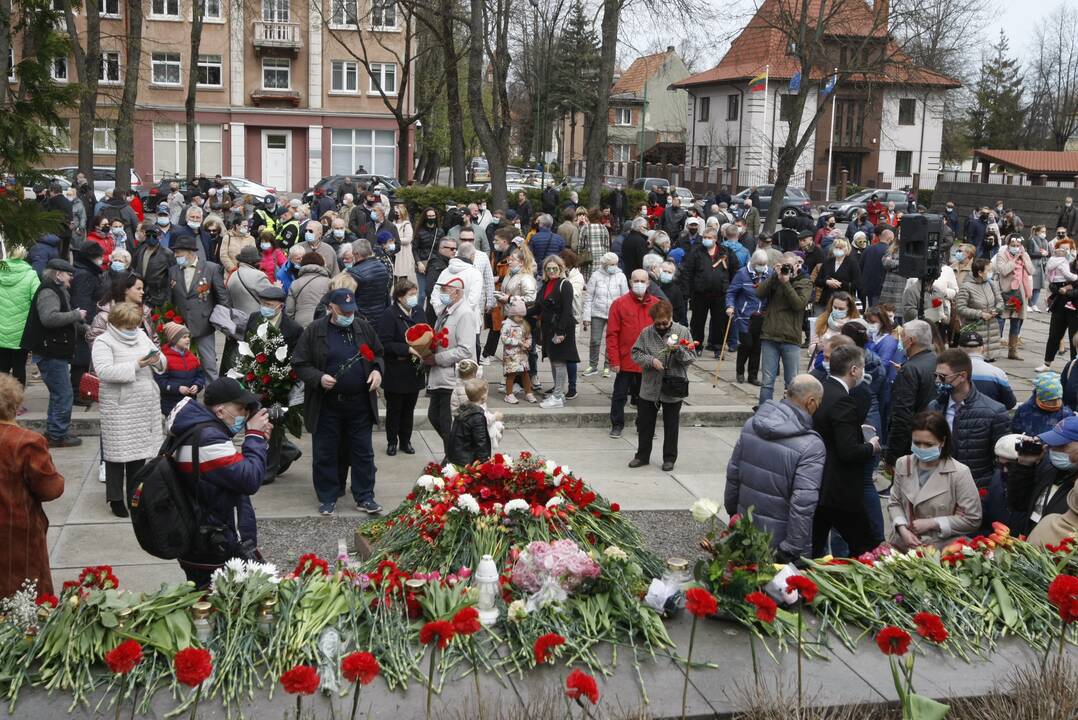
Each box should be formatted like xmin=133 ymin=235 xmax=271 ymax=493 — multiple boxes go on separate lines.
xmin=897 ymin=214 xmax=944 ymax=319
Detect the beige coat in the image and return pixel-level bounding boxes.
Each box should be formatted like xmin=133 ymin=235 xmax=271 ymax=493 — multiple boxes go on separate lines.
xmin=220 ymin=231 xmax=256 ymax=272
xmin=993 ymin=249 xmax=1034 ymax=320
xmin=887 ymin=455 xmax=981 ymax=550
xmin=1028 ymin=484 xmax=1078 ymax=547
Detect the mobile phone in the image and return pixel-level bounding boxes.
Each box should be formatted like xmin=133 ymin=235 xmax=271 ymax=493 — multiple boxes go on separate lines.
xmin=143 ymin=349 xmax=159 ymax=360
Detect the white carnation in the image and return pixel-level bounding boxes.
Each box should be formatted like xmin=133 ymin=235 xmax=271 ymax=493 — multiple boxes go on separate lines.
xmin=417 ymin=474 xmax=436 ymax=490
xmin=545 ymin=496 xmax=564 ymax=509
xmin=504 ymin=498 xmax=530 ymax=514
xmin=508 ymin=599 xmax=529 ymax=621
xmin=442 ymin=464 xmax=459 ymax=478
xmin=604 ymin=545 xmax=628 ymax=561
xmin=457 ymin=493 xmax=480 ymax=515
xmin=544 ymin=459 xmax=557 ymax=475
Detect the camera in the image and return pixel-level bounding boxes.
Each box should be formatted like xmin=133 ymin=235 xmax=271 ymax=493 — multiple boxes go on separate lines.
xmin=1016 ymin=437 xmax=1043 ymax=456
xmin=780 ymin=264 xmax=794 ymax=275
xmin=266 ymin=403 xmax=287 ymax=422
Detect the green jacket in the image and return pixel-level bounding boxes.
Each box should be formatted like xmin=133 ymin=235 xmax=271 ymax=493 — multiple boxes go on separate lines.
xmin=0 ymin=259 xmax=41 ymax=349
xmin=756 ymin=272 xmax=811 ymax=346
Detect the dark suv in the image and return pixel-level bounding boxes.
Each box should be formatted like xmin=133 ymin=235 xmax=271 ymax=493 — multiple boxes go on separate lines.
xmin=302 ymin=174 xmax=400 ymax=205
xmin=826 ymin=189 xmax=909 ymax=221
xmin=731 ymin=185 xmax=813 ymax=219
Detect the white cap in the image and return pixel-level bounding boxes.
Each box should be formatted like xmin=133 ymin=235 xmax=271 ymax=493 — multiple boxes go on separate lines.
xmin=994 ymin=433 xmax=1023 ymax=461
xmin=289 ymin=198 xmax=301 ymax=208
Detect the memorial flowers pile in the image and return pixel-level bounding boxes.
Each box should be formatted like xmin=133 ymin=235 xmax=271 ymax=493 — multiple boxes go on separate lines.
xmin=227 ymin=320 xmax=303 ymax=436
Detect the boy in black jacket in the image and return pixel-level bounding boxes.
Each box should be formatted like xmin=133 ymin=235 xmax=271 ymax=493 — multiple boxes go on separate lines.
xmin=447 ymin=379 xmax=492 ymax=466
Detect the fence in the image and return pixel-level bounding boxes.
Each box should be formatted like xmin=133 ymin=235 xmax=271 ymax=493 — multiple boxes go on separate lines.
xmin=937 ymin=169 xmax=1078 ymax=189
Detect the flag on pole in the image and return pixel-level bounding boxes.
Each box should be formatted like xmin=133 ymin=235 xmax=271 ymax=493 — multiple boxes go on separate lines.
xmin=820 ymin=73 xmax=837 ymax=97
xmin=749 ymin=69 xmax=768 ymax=92
xmin=788 ymin=72 xmax=801 ymax=92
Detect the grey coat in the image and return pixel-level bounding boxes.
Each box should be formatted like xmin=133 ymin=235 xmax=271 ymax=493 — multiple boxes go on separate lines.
xmin=725 ymin=399 xmax=826 ymax=559
xmin=630 ymin=321 xmax=695 ymax=402
xmin=955 ymin=277 xmax=1002 ymax=355
xmin=286 ymin=265 xmax=332 ymax=328
xmin=168 ymin=261 xmax=230 ymax=338
xmin=426 ymin=301 xmax=478 ymax=391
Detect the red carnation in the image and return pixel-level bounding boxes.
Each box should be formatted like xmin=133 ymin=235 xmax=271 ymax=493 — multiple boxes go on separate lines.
xmin=534 ymin=633 xmax=565 ymax=664
xmin=1048 ymin=574 xmax=1078 ymax=623
xmin=293 ymin=553 xmax=329 ymax=577
xmin=978 ymin=487 xmax=988 ymax=498
xmin=156 ymin=323 xmax=165 ymax=333
xmin=173 ymin=647 xmax=213 ymax=687
xmin=341 ymin=652 xmax=380 ymax=685
xmin=610 ymin=502 xmax=620 ymax=512
xmin=419 ymin=620 xmax=455 ymax=649
xmin=151 ymin=313 xmax=160 ymax=322
xmin=565 ymin=669 xmax=599 ymax=704
xmin=931 ymin=298 xmax=942 ymax=308
xmin=451 ymin=607 xmax=481 ymax=636
xmin=256 ymin=353 xmax=268 ymax=364
xmin=913 ymin=612 xmax=948 ymax=644
xmin=35 ymin=593 xmax=58 ymax=609
xmin=745 ymin=591 xmax=777 ymax=624
xmin=105 ymin=639 xmax=144 ymax=675
xmin=685 ymin=587 xmax=718 ymax=617
xmin=245 ymin=372 xmax=256 ymax=381
xmin=786 ymin=575 xmax=818 ymax=603
xmin=875 ymin=626 xmax=911 ymax=656
xmin=174 ymin=315 xmax=184 ymax=324
xmin=280 ymin=665 xmax=320 ymax=695
xmin=165 ymin=310 xmax=175 ymax=320
xmin=360 ymin=343 xmax=375 ymax=361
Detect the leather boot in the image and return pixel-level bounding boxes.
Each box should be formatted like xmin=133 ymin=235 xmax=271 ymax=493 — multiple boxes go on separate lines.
xmin=1008 ymin=335 xmax=1022 ymax=361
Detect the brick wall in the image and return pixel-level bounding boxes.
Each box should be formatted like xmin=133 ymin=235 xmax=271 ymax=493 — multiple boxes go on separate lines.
xmin=934 ymin=181 xmax=1075 ymax=233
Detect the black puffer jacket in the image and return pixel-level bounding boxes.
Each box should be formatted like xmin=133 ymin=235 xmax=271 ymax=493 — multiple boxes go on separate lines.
xmin=928 ymin=386 xmax=1009 ymax=485
xmin=414 ymin=225 xmax=443 ymax=266
xmin=682 ymin=243 xmax=740 ymax=296
xmin=447 ymin=403 xmax=491 ymax=466
xmin=884 ymin=348 xmax=937 ymax=466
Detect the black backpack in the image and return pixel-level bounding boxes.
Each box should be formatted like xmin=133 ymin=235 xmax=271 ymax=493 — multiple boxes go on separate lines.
xmin=129 ymin=422 xmax=216 ymax=560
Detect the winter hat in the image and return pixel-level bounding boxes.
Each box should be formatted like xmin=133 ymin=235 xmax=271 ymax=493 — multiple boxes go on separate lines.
xmin=1035 ymin=372 xmax=1064 ymax=411
xmin=507 ymin=297 xmax=526 ymax=317
xmin=163 ymin=322 xmax=189 ymax=346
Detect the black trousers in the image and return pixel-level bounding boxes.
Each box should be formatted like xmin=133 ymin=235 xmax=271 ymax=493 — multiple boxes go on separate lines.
xmin=635 ymin=399 xmax=682 ymax=463
xmin=427 ymin=388 xmax=453 ymax=457
xmin=690 ymin=293 xmax=728 ymax=347
xmin=609 ymin=371 xmax=641 ymax=430
xmin=482 ymin=320 xmax=501 ymax=358
xmin=0 ymin=347 xmax=28 ymax=385
xmin=71 ymin=363 xmax=89 ymax=402
xmin=105 ymin=459 xmax=146 ymax=506
xmin=1045 ymin=308 xmax=1078 ymax=363
xmin=735 ymin=314 xmax=764 ymax=378
xmin=811 ymin=503 xmax=881 ymax=558
xmin=385 ymin=391 xmax=419 ymax=446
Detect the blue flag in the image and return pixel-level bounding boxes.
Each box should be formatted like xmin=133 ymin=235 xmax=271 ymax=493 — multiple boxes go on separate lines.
xmin=820 ymin=74 xmax=837 ymax=96
xmin=788 ymin=72 xmax=801 ymax=92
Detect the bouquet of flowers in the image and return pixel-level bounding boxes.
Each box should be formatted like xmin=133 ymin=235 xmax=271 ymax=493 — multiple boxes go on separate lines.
xmin=150 ymin=302 xmax=197 ymax=355
xmin=405 ymin=323 xmax=448 ymax=360
xmin=510 ymin=539 xmax=600 ymax=610
xmin=227 ymin=321 xmax=303 ymax=437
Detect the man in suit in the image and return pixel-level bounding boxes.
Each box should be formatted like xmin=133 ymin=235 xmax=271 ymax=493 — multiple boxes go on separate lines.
xmin=41 ymin=182 xmax=74 ymax=255
xmin=811 ymin=344 xmax=883 ymax=557
xmin=169 ymin=235 xmax=230 ymax=381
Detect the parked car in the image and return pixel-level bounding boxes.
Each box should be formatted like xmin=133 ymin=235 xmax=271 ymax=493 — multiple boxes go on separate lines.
xmin=825 ymin=188 xmax=908 ymax=221
xmin=55 ymin=166 xmax=144 ymax=201
xmin=602 ymin=176 xmax=627 ymax=188
xmin=302 ymin=174 xmax=399 ymax=205
xmin=669 ymin=186 xmax=696 ymax=209
xmin=559 ymin=176 xmax=585 ymax=190
xmin=468 ymin=157 xmax=489 ymax=183
xmin=220 ymin=176 xmax=276 ymax=202
xmin=630 ymin=177 xmax=671 ymax=193
xmin=730 ymin=185 xmax=813 ymax=219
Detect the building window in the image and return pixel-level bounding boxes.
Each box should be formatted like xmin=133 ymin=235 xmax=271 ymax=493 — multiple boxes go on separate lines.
xmin=196 ymin=54 xmax=222 ymax=86
xmin=151 ymin=52 xmax=182 ymax=85
xmin=101 ymin=0 xmax=120 ymax=16
xmin=368 ymin=62 xmax=396 ymax=94
xmin=613 ymin=107 xmax=631 ymax=126
xmin=726 ymin=94 xmax=739 ymax=121
xmin=263 ymin=0 xmax=289 ymax=22
xmin=262 ymin=57 xmax=290 ymax=89
xmin=725 ymin=145 xmax=737 ymax=168
xmin=47 ymin=126 xmax=72 ymax=152
xmin=331 ymin=128 xmax=396 ymax=175
xmin=833 ymin=98 xmax=866 ymax=146
xmin=93 ymin=121 xmax=116 ymax=154
xmin=99 ymin=51 xmax=121 ymax=83
xmin=151 ymin=0 xmax=180 ymax=17
xmin=698 ymin=96 xmax=710 ymax=122
xmin=371 ymin=0 xmax=396 ymax=29
xmin=696 ymin=146 xmax=709 ymax=166
xmin=50 ymin=57 xmax=68 ymax=82
xmin=204 ymin=0 xmax=221 ymax=20
xmin=153 ymin=123 xmax=223 ymax=176
xmin=611 ymin=144 xmax=631 ymax=162
xmin=898 ymin=98 xmax=916 ymax=126
xmin=895 ymin=150 xmax=912 ymax=176
xmin=779 ymin=93 xmax=798 ymax=122
xmin=331 ymin=60 xmax=358 ymax=92
xmin=329 ymin=0 xmax=356 ymax=25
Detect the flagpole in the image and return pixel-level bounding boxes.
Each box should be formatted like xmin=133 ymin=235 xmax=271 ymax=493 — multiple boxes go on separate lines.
xmin=825 ymin=67 xmax=837 ymax=201
xmin=762 ymin=65 xmax=770 ymax=175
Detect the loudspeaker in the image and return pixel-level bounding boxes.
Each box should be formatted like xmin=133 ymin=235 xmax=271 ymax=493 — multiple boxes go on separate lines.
xmin=898 ymin=214 xmax=944 ymax=281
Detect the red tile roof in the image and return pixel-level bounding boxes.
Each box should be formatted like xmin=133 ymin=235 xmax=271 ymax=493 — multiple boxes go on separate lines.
xmin=974 ymin=149 xmax=1078 ymax=175
xmin=612 ymin=49 xmax=675 ymax=96
xmin=673 ymin=0 xmax=959 ymax=90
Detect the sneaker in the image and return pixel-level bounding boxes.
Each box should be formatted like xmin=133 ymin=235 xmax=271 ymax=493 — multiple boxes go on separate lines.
xmin=609 ymin=426 xmax=623 ymax=438
xmin=540 ymin=394 xmax=564 ymax=409
xmin=357 ymin=499 xmax=383 ymax=515
xmin=504 ymin=394 xmax=518 ymax=404
xmin=525 ymin=393 xmax=538 ymax=403
xmin=602 ymin=368 xmax=610 ymax=378
xmin=98 ymin=462 xmax=106 ymax=483
xmin=1035 ymin=363 xmax=1052 ymax=372
xmin=479 ymin=356 xmax=492 ymax=366
xmin=47 ymin=434 xmax=82 ymax=448
xmin=565 ymin=389 xmax=578 ymax=400
xmin=319 ymin=502 xmax=336 ymax=516
xmin=581 ymin=366 xmax=598 ymax=376
xmin=532 ymin=380 xmax=543 ymax=392
xmin=497 ymin=382 xmax=506 ymax=392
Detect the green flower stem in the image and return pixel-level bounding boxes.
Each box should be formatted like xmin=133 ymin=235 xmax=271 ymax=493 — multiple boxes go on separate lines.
xmin=748 ymin=632 xmax=759 ymax=690
xmin=796 ymin=611 xmax=803 ymax=718
xmin=188 ymin=684 xmax=202 ymax=720
xmin=681 ymin=614 xmax=697 ymax=720
xmin=349 ymin=684 xmax=360 ymax=720
xmin=426 ymin=647 xmax=437 ymax=720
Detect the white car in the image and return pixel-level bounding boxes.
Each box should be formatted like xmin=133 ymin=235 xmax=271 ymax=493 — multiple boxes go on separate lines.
xmin=55 ymin=166 xmax=144 ymax=201
xmin=220 ymin=176 xmax=276 ymax=202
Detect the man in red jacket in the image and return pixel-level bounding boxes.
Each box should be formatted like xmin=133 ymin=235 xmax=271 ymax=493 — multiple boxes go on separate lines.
xmin=606 ymin=269 xmax=659 ymax=438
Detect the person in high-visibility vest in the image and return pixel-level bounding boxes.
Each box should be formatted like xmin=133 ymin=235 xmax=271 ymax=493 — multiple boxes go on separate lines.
xmin=250 ymin=194 xmax=281 ymax=238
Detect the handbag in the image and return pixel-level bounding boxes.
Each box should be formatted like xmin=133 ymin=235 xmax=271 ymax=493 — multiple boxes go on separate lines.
xmin=660 ymin=374 xmax=689 ymax=399
xmin=78 ymin=372 xmax=100 ymax=404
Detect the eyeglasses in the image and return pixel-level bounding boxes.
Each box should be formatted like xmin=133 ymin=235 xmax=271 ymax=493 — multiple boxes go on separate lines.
xmin=934 ymin=371 xmax=960 ymax=383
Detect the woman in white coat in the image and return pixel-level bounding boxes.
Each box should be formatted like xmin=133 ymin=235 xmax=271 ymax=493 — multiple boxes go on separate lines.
xmin=90 ymin=301 xmax=165 ymax=517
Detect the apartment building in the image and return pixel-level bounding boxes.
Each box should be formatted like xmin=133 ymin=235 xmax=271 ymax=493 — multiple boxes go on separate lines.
xmin=11 ymin=0 xmax=411 ymax=192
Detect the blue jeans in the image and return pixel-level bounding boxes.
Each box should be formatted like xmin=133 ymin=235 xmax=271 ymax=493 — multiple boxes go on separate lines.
xmin=758 ymin=340 xmax=801 ymax=404
xmin=567 ymin=362 xmax=577 ymax=393
xmin=312 ymin=398 xmax=376 ymax=505
xmin=35 ymin=356 xmax=73 ymax=439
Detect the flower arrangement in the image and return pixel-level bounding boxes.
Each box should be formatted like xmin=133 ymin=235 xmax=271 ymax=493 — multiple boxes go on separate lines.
xmin=227 ymin=319 xmax=303 ymax=437
xmin=510 ymin=539 xmax=600 ymax=598
xmin=405 ymin=323 xmax=448 ymax=359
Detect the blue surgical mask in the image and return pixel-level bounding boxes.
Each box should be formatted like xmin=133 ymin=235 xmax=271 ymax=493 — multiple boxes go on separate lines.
xmin=606 ymin=265 xmax=618 ymax=275
xmin=911 ymin=445 xmax=941 ymax=463
xmin=702 ymin=239 xmax=715 ymax=249
xmin=116 ymin=327 xmax=138 ymax=340
xmin=343 ymin=261 xmax=354 ymax=269
xmin=438 ymin=292 xmax=452 ymax=306
xmin=953 ymin=251 xmax=965 ymax=262
xmin=156 ymin=216 xmax=170 ymax=227
xmin=385 ymin=244 xmax=396 ymax=253
xmin=1050 ymin=450 xmax=1077 ymax=472
xmin=305 ymin=231 xmax=316 ymax=243
xmin=188 ymin=221 xmax=202 ymax=230
xmin=405 ymin=294 xmax=419 ymax=309
xmin=110 ymin=261 xmax=126 ymax=272
xmin=111 ymin=228 xmax=125 ymax=239
xmin=831 ymin=309 xmax=847 ymax=320
xmin=509 ymin=266 xmax=521 ymax=275
xmin=659 ymin=271 xmax=673 ymax=283
xmin=260 ymin=242 xmax=272 ymax=251
xmin=1009 ymin=245 xmax=1021 ymax=255
xmin=229 ymin=415 xmax=246 ymax=435
xmin=333 ymin=229 xmax=345 ymax=239
xmin=259 ymin=306 xmax=277 ymax=318
xmin=175 ymin=256 xmax=189 ymax=268
xmin=333 ymin=313 xmax=354 ymax=327
xmin=834 ymin=250 xmax=846 ymax=258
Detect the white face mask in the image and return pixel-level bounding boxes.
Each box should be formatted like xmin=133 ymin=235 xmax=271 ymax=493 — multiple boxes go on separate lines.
xmin=631 ymin=281 xmax=647 ymax=296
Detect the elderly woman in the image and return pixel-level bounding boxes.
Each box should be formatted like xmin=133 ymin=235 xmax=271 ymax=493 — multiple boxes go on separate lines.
xmin=91 ymin=302 xmax=165 ymax=517
xmin=337 ymin=242 xmax=355 ymax=270
xmin=950 ymin=242 xmax=977 ymax=287
xmin=725 ymin=249 xmax=770 ymax=385
xmin=955 ymin=258 xmax=1003 ymax=358
xmin=993 ymin=233 xmax=1034 ymax=360
xmin=286 ymin=253 xmax=332 ymax=327
xmin=537 ymin=254 xmax=578 ymax=408
xmin=815 ymin=237 xmax=861 ymax=311
xmin=582 ymin=252 xmax=628 ymax=377
xmin=0 ymin=373 xmax=64 ymax=597
xmin=888 ymin=411 xmax=980 ymax=551
xmin=629 ymin=299 xmax=696 ymax=471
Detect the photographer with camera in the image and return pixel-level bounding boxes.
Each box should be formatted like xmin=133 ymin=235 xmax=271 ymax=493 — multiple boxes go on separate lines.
xmin=756 ymin=252 xmax=813 ymax=405
xmin=1010 ymin=417 xmax=1078 ymax=542
xmin=168 ymin=377 xmax=272 ymax=589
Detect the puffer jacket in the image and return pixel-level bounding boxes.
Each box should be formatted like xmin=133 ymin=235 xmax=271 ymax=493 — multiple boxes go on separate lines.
xmin=347 ymin=256 xmax=391 ymax=326
xmin=446 ymin=403 xmax=491 ymax=466
xmin=605 ymin=291 xmax=658 ymax=372
xmin=529 ymin=229 xmax=564 ymax=269
xmin=286 ymin=265 xmax=332 ymax=327
xmin=1010 ymin=395 xmax=1074 ymax=438
xmin=0 ymin=258 xmax=40 ymax=349
xmin=29 ymin=235 xmax=61 ymax=277
xmin=583 ymin=267 xmax=627 ymax=320
xmin=927 ymin=385 xmax=1009 ymax=486
xmin=725 ymin=266 xmax=768 ymax=335
xmin=724 ymin=399 xmax=826 ymax=559
xmin=91 ymin=324 xmax=165 ymax=463
xmin=155 ymin=342 xmax=206 ymax=415
xmin=884 ymin=348 xmax=937 ymax=466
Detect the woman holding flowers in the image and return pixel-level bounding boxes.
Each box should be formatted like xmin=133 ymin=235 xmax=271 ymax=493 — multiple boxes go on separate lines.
xmin=886 ymin=410 xmax=981 ymax=550
xmin=992 ymin=233 xmax=1033 ymax=360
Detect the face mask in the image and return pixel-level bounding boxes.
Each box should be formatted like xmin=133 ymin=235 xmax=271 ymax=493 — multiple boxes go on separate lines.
xmin=754 ymin=264 xmax=768 ymax=273
xmin=266 ymin=200 xmax=276 ymax=208
xmin=333 ymin=229 xmax=345 ymax=239
xmin=1050 ymin=450 xmax=1077 ymax=471
xmin=188 ymin=221 xmax=202 ymax=230
xmin=110 ymin=261 xmax=126 ymax=272
xmin=606 ymin=265 xmax=618 ymax=275
xmin=259 ymin=306 xmax=277 ymax=318
xmin=936 ymin=381 xmax=954 ymax=395
xmin=822 ymin=360 xmax=830 ymax=372
xmin=509 ymin=266 xmax=521 ymax=275
xmin=175 ymin=256 xmax=189 ymax=268
xmin=405 ymin=294 xmax=419 ymax=309
xmin=834 ymin=250 xmax=846 ymax=259
xmin=156 ymin=216 xmax=170 ymax=227
xmin=305 ymin=231 xmax=316 ymax=243
xmin=438 ymin=292 xmax=452 ymax=306
xmin=426 ymin=218 xmax=437 ymax=226
xmin=333 ymin=313 xmax=354 ymax=327
xmin=385 ymin=244 xmax=396 ymax=253
xmin=952 ymin=251 xmax=965 ymax=262
xmin=546 ymin=267 xmax=558 ymax=276
xmin=868 ymin=322 xmax=880 ymax=335
xmin=659 ymin=271 xmax=673 ymax=284
xmin=115 ymin=327 xmax=138 ymax=339
xmin=831 ymin=309 xmax=847 ymax=320
xmin=702 ymin=239 xmax=715 ymax=249
xmin=228 ymin=414 xmax=246 ymax=435
xmin=631 ymin=282 xmax=647 ymax=296
xmin=1009 ymin=246 xmax=1021 ymax=255
xmin=911 ymin=445 xmax=941 ymax=463
xmin=260 ymin=242 xmax=272 ymax=251
xmin=111 ymin=228 xmax=125 ymax=238
xmin=1039 ymin=233 xmax=1047 ymax=239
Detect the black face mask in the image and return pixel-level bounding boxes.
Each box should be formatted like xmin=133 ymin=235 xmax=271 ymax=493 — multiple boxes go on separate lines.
xmin=655 ymin=323 xmax=671 ymax=333
xmin=426 ymin=218 xmax=436 ymax=226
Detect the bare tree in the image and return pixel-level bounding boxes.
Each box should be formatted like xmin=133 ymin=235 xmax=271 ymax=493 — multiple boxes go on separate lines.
xmin=582 ymin=0 xmax=622 ymax=208
xmin=112 ymin=0 xmax=143 ymax=192
xmin=62 ymin=0 xmax=102 ymax=180
xmin=467 ymin=0 xmax=512 ymax=208
xmin=1026 ymin=4 xmax=1078 ymax=150
xmin=183 ymin=0 xmax=205 ymax=179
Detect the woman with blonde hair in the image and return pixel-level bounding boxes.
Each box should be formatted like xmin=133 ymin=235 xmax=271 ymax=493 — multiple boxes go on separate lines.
xmin=810 ymin=291 xmax=860 ymax=364
xmin=814 ymin=237 xmax=861 ymax=310
xmin=393 ymin=203 xmax=417 ymax=285
xmin=951 ymin=242 xmax=977 ymax=286
xmin=220 ymin=216 xmax=255 ymax=272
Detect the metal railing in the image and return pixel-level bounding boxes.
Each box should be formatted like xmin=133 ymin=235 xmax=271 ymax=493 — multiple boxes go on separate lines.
xmin=252 ymin=21 xmax=302 ymax=48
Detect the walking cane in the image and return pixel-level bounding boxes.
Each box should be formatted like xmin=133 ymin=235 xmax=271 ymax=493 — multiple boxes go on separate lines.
xmin=712 ymin=315 xmax=735 ymax=387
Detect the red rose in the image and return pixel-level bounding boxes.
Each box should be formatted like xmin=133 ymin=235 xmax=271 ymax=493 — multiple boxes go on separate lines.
xmin=173 ymin=647 xmax=213 ymax=687
xmin=745 ymin=591 xmax=777 ymax=624
xmin=360 ymin=344 xmax=375 ymax=361
xmin=165 ymin=310 xmax=175 ymax=319
xmin=419 ymin=620 xmax=455 ymax=649
xmin=256 ymin=353 xmax=268 ymax=364
xmin=931 ymin=298 xmax=942 ymax=308
xmin=565 ymin=669 xmax=599 ymax=704
xmin=609 ymin=503 xmax=620 ymax=512
xmin=875 ymin=626 xmax=911 ymax=656
xmin=341 ymin=652 xmax=380 ymax=685
xmin=451 ymin=607 xmax=481 ymax=636
xmin=151 ymin=313 xmax=160 ymax=322
xmin=105 ymin=639 xmax=144 ymax=674
xmin=34 ymin=593 xmax=58 ymax=609
xmin=156 ymin=323 xmax=165 ymax=333
xmin=246 ymin=372 xmax=256 ymax=381
xmin=261 ymin=374 xmax=272 ymax=385
xmin=280 ymin=665 xmax=320 ymax=695
xmin=685 ymin=587 xmax=718 ymax=617
xmin=786 ymin=575 xmax=818 ymax=603
xmin=293 ymin=553 xmax=329 ymax=577
xmin=913 ymin=612 xmax=948 ymax=644
xmin=534 ymin=633 xmax=565 ymax=664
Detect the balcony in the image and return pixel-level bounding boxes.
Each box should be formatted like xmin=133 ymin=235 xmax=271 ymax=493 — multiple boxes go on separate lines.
xmin=250 ymin=88 xmax=302 ymax=107
xmin=252 ymin=21 xmax=302 ymax=54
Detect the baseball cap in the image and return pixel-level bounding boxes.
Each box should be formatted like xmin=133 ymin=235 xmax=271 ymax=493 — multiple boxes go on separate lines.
xmin=437 ymin=277 xmax=465 ymax=290
xmin=327 ymin=288 xmax=357 ymax=312
xmin=1038 ymin=416 xmax=1078 ymax=447
xmin=956 ymin=331 xmax=983 ymax=348
xmin=203 ymin=377 xmax=260 ymax=410
xmin=156 ymin=202 xmax=169 ymax=215
xmin=686 ymin=217 xmax=702 ymax=227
